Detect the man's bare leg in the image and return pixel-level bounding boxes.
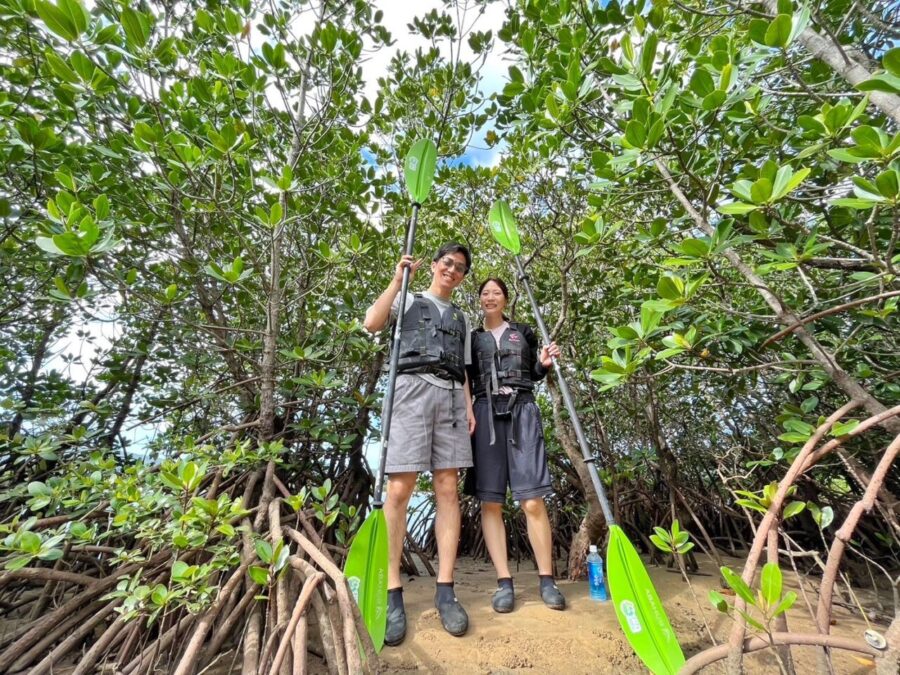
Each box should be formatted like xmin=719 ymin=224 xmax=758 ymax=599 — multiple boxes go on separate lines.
xmin=432 ymin=467 xmax=469 ymax=635
xmin=384 ymin=471 xmax=417 ymax=589
xmin=432 ymin=468 xmax=461 ymax=582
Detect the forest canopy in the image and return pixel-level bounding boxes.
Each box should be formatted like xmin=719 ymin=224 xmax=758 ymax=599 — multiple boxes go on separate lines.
xmin=0 ymin=0 xmax=897 ymax=673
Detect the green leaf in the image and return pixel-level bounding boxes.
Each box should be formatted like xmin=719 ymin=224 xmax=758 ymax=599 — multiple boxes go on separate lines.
xmin=150 ymin=584 xmax=168 ymax=605
xmin=676 ymin=238 xmax=709 ymax=258
xmin=718 ymin=202 xmax=757 ymax=215
xmin=702 ymin=90 xmax=726 ymax=111
xmin=5 ymin=555 xmax=33 ymax=571
xmin=35 ymin=236 xmax=64 ymax=256
xmin=216 ymin=523 xmax=236 ymax=537
xmin=750 ymin=178 xmax=773 ymax=204
xmin=249 ymin=565 xmax=269 ymax=586
xmin=885 ymin=48 xmax=900 ymax=77
xmin=121 ymin=8 xmax=150 ymax=49
xmin=650 ymin=534 xmax=672 ymax=553
xmin=689 ymin=69 xmax=715 ymax=97
xmin=269 ymin=202 xmax=283 ymax=225
xmin=255 ymin=539 xmax=273 ymax=564
xmin=772 ymin=590 xmax=797 ymax=616
xmin=737 ymin=608 xmax=767 ymax=632
xmin=60 ymin=0 xmax=88 ymax=35
xmin=621 ymin=32 xmax=634 ymax=64
xmin=44 ymin=50 xmax=79 ymax=83
xmin=800 ymin=396 xmax=818 ymax=413
xmin=657 ymin=275 xmax=684 ymax=300
xmin=640 ymin=33 xmax=657 ymax=77
xmin=830 ymin=419 xmax=860 ymax=436
xmin=778 ymin=431 xmax=810 ymax=444
xmin=831 ymin=198 xmax=877 ymax=210
xmin=765 ymin=14 xmax=792 ymax=49
xmin=816 ymin=506 xmax=834 ymax=529
xmin=826 ymin=149 xmax=869 ymax=164
xmin=857 ymin=73 xmax=900 ymax=95
xmin=709 ymin=590 xmax=729 ymax=613
xmin=35 ymin=0 xmax=78 ymax=41
xmin=875 ymin=169 xmax=899 ymax=199
xmin=782 ymin=501 xmax=806 ymax=519
xmin=646 ymin=118 xmax=666 ymax=148
xmin=771 ymin=166 xmax=810 ymax=201
xmin=788 ymin=5 xmax=811 ymax=45
xmin=624 ymin=120 xmax=646 ymax=148
xmin=721 ymin=567 xmax=756 ymax=606
xmin=19 ymin=531 xmax=42 ymax=554
xmin=735 ymin=499 xmax=768 ymax=514
xmin=748 ymin=19 xmax=769 ymax=46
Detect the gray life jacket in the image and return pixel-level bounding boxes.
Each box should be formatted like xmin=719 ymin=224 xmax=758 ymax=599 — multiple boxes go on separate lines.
xmin=470 ymin=322 xmax=536 ymax=396
xmin=395 ymin=294 xmax=466 ymax=383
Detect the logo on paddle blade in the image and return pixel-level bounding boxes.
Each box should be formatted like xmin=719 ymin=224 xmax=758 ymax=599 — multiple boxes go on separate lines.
xmin=407 ymin=156 xmax=419 ymax=171
xmin=348 ymin=576 xmax=361 ymax=602
xmin=620 ymin=600 xmax=643 ymax=634
xmin=491 ymin=220 xmax=502 ymax=234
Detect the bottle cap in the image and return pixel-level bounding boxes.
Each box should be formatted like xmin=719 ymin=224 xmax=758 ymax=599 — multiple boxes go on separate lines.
xmin=589 ymin=544 xmax=598 ymax=553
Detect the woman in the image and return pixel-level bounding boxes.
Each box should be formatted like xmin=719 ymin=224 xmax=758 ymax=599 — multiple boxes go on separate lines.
xmin=466 ymin=278 xmax=565 ymax=612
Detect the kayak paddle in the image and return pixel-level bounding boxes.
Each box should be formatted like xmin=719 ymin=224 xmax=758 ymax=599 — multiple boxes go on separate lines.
xmin=488 ymin=199 xmax=685 ymax=674
xmin=344 ymin=139 xmax=438 ymax=653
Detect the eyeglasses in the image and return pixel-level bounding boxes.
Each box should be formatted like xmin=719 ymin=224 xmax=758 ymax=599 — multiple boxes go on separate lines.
xmin=437 ymin=256 xmax=468 ymax=275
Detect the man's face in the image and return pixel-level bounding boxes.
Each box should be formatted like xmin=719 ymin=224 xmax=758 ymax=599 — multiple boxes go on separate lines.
xmin=431 ymin=251 xmax=468 ymax=292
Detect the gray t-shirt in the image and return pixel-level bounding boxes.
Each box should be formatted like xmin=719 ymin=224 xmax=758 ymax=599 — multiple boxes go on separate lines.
xmin=390 ymin=291 xmax=472 ymax=390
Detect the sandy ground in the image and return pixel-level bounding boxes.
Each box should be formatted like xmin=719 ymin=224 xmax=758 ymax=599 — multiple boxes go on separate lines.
xmin=376 ymin=554 xmax=883 ymax=674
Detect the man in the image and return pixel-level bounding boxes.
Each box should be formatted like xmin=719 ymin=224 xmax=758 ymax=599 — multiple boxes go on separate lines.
xmin=364 ymin=242 xmax=476 ymax=645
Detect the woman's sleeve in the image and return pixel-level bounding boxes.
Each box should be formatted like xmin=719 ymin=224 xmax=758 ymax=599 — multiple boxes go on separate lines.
xmin=525 ymin=325 xmax=549 ymax=381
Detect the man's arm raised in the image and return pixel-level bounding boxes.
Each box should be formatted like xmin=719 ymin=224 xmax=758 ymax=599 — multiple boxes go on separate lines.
xmin=363 ymin=255 xmax=422 ymax=333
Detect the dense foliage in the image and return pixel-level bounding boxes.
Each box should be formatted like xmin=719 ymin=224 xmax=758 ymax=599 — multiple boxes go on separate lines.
xmin=0 ymin=0 xmax=897 ymax=672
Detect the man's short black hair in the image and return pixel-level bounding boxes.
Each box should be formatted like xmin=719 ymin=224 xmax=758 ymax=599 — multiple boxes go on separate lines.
xmin=433 ymin=241 xmax=472 ymax=274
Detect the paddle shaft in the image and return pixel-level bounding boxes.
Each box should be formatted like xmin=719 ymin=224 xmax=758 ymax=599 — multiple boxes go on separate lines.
xmin=514 ymin=255 xmax=615 ymax=526
xmin=373 ymin=203 xmax=420 ymax=507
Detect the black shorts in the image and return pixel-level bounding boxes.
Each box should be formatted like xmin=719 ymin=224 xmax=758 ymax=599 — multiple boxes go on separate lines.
xmin=466 ymin=392 xmax=552 ymax=503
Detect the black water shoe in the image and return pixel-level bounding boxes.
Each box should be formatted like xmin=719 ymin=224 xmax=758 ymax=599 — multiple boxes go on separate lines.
xmin=384 ymin=588 xmax=407 ymax=646
xmin=435 ymin=582 xmax=469 ymax=636
xmin=539 ymin=576 xmax=566 ymax=611
xmin=491 ymin=578 xmax=515 ymax=613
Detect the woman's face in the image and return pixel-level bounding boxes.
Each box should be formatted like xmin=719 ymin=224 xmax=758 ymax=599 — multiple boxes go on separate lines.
xmin=480 ymin=281 xmax=507 ymax=317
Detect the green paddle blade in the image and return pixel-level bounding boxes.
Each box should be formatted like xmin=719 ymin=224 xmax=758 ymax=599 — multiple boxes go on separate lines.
xmin=344 ymin=509 xmax=388 ymax=652
xmin=404 ymin=138 xmax=438 ymax=204
xmin=606 ymin=524 xmax=685 ymax=674
xmin=488 ymin=199 xmax=521 ymax=255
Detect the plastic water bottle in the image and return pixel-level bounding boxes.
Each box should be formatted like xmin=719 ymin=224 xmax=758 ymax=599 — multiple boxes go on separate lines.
xmin=587 ymin=544 xmax=608 ymax=601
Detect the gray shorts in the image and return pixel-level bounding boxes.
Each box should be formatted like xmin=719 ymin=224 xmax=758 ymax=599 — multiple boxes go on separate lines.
xmin=467 ymin=393 xmax=552 ymax=502
xmin=384 ymin=374 xmax=473 ymax=474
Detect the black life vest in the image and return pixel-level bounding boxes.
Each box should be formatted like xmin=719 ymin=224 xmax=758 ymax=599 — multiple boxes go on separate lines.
xmin=470 ymin=322 xmax=536 ymax=396
xmin=395 ymin=294 xmax=466 ymax=383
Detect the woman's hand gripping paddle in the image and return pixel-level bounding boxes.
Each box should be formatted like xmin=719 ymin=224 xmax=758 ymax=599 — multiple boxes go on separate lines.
xmin=488 ymin=200 xmax=685 ymax=674
xmin=343 ymin=139 xmax=438 ymax=653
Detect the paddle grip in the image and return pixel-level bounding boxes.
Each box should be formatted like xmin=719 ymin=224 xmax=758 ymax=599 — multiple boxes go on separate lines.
xmin=373 ymin=204 xmax=420 ymax=507
xmin=514 ymin=255 xmax=616 ymax=526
